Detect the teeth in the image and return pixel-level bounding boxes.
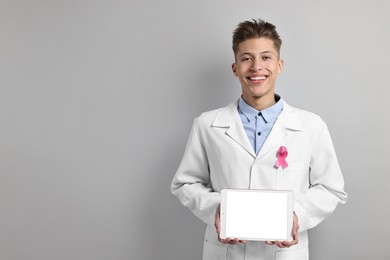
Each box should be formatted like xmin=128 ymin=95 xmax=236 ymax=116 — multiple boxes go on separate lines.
xmin=250 ymin=76 xmax=266 ymax=80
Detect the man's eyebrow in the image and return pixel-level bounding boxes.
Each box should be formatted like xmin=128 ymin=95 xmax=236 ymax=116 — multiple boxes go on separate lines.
xmin=239 ymin=52 xmax=254 ymax=57
xmin=239 ymin=50 xmax=275 ymax=57
xmin=259 ymin=50 xmax=277 ymax=55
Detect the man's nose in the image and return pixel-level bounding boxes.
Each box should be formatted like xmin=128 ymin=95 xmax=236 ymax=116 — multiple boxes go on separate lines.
xmin=250 ymin=59 xmax=262 ymax=71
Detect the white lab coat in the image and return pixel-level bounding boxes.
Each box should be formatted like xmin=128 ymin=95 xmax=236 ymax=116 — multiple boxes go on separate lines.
xmin=171 ymin=99 xmax=347 ymax=260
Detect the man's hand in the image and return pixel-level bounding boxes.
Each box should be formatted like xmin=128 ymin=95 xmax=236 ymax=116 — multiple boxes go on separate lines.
xmin=214 ymin=205 xmax=246 ymax=245
xmin=266 ymin=212 xmax=299 ymax=248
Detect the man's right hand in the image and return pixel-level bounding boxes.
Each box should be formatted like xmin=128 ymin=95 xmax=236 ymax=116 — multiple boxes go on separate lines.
xmin=214 ymin=205 xmax=246 ymax=245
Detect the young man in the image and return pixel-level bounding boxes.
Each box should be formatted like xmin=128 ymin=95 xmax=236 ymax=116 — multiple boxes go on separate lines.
xmin=171 ymin=19 xmax=347 ymax=260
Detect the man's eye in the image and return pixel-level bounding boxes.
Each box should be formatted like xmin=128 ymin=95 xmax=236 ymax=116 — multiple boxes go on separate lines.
xmin=262 ymin=56 xmax=271 ymax=60
xmin=242 ymin=57 xmax=252 ymax=61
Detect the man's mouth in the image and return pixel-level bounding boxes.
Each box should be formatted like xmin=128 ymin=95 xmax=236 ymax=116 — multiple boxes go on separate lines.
xmin=247 ymin=75 xmax=268 ymax=82
xmin=249 ymin=76 xmax=266 ymax=80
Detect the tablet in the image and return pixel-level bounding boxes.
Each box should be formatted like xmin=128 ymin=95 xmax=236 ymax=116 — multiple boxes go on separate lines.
xmin=220 ymin=189 xmax=294 ymax=241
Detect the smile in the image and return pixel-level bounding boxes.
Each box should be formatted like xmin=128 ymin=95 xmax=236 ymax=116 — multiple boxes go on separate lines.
xmin=247 ymin=75 xmax=269 ymax=82
xmin=249 ymin=76 xmax=267 ymax=80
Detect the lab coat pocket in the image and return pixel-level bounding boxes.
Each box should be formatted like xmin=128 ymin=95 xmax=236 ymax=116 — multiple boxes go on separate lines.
xmin=203 ymin=239 xmax=227 ymax=260
xmin=275 ymin=247 xmax=308 ymax=260
xmin=276 ymin=162 xmax=306 ymax=190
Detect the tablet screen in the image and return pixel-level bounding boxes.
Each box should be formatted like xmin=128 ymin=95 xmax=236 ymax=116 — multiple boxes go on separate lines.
xmin=220 ymin=189 xmax=293 ymax=241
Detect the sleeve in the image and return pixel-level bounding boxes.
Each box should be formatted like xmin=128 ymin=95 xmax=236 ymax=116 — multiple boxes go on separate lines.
xmin=170 ymin=117 xmax=220 ymax=227
xmin=293 ymin=123 xmax=348 ymax=232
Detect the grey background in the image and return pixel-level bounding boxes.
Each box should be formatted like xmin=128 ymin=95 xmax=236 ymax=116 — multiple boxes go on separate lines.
xmin=0 ymin=0 xmax=389 ymax=259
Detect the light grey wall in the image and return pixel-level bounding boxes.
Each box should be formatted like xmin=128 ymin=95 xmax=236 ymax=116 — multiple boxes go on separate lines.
xmin=0 ymin=0 xmax=389 ymax=259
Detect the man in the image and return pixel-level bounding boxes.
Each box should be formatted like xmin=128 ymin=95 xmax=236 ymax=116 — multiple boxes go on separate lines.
xmin=171 ymin=19 xmax=347 ymax=260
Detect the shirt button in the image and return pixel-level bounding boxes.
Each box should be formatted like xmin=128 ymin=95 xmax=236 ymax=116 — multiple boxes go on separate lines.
xmin=257 ymin=132 xmax=261 ymax=136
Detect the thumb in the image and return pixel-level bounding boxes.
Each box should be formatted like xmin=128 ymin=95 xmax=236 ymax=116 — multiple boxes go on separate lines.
xmin=214 ymin=205 xmax=221 ymax=233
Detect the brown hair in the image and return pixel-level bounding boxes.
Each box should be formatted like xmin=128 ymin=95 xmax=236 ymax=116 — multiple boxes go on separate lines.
xmin=232 ymin=19 xmax=282 ymax=56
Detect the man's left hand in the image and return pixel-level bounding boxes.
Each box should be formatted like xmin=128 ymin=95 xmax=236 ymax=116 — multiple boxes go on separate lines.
xmin=265 ymin=212 xmax=299 ymax=248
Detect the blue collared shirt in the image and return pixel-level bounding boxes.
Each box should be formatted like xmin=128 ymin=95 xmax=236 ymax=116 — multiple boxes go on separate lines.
xmin=238 ymin=95 xmax=283 ymax=155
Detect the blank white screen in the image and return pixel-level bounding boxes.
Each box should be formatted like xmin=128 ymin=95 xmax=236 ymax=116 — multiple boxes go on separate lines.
xmin=225 ymin=191 xmax=288 ymax=240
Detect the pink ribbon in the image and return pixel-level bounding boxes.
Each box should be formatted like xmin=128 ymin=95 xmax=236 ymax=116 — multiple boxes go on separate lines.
xmin=275 ymin=146 xmax=288 ymax=169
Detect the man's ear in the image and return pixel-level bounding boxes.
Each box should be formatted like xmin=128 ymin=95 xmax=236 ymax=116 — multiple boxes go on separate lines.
xmin=277 ymin=59 xmax=284 ymax=74
xmin=232 ymin=63 xmax=237 ymax=76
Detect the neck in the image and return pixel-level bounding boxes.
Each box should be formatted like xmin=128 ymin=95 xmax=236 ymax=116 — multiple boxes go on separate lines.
xmin=242 ymin=93 xmax=276 ymax=111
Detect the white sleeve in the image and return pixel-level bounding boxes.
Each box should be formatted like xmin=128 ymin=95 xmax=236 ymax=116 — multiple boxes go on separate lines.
xmin=170 ymin=118 xmax=220 ymax=227
xmin=294 ymin=124 xmax=348 ymax=232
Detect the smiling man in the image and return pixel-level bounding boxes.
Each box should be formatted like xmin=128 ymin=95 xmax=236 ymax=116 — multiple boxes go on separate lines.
xmin=171 ymin=19 xmax=347 ymax=260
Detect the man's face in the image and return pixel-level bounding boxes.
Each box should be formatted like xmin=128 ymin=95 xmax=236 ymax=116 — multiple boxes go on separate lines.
xmin=232 ymin=37 xmax=283 ymax=106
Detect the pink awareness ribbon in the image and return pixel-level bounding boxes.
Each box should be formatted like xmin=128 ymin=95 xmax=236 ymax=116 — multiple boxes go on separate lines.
xmin=275 ymin=146 xmax=288 ymax=169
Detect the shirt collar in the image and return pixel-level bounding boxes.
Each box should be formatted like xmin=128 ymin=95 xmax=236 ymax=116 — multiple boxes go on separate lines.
xmin=238 ymin=94 xmax=283 ymax=123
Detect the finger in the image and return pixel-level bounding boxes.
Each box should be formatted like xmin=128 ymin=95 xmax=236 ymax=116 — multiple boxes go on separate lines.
xmin=218 ymin=235 xmax=235 ymax=244
xmin=265 ymin=241 xmax=274 ymax=245
xmin=274 ymin=241 xmax=286 ymax=248
xmin=282 ymin=241 xmax=293 ymax=247
xmin=292 ymin=226 xmax=297 ymax=238
xmin=214 ymin=206 xmax=221 ymax=233
xmin=217 ymin=232 xmax=226 ymax=244
xmin=290 ymin=231 xmax=299 ymax=246
xmin=218 ymin=236 xmax=242 ymax=245
xmin=292 ymin=212 xmax=299 ymax=238
xmin=292 ymin=225 xmax=299 ymax=239
xmin=280 ymin=235 xmax=299 ymax=248
xmin=229 ymin=238 xmax=239 ymax=245
xmin=290 ymin=237 xmax=299 ymax=246
xmin=215 ymin=221 xmax=220 ymax=234
xmin=218 ymin=237 xmax=230 ymax=244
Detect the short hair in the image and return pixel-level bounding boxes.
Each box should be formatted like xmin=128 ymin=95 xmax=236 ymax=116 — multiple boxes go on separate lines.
xmin=232 ymin=19 xmax=282 ymax=56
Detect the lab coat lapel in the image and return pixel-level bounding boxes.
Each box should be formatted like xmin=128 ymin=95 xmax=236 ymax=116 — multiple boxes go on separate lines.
xmin=212 ymin=101 xmax=256 ymax=158
xmin=257 ymin=101 xmax=303 ymax=159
